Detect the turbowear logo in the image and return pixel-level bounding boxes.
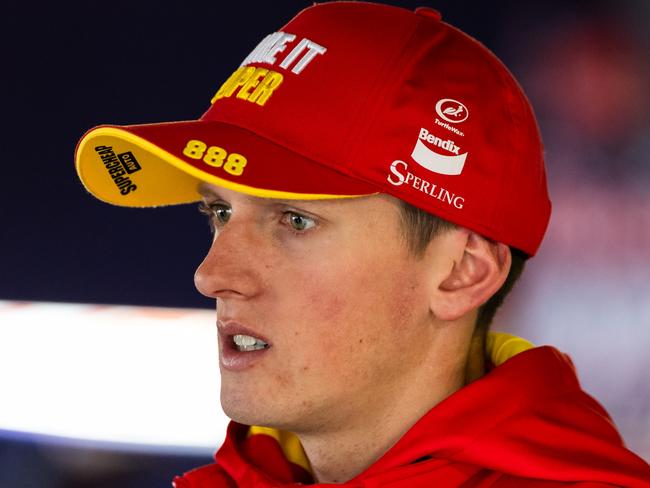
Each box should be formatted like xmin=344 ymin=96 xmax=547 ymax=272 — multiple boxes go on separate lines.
xmin=386 ymin=160 xmax=465 ymax=210
xmin=411 ymin=128 xmax=468 ymax=176
xmin=435 ymin=98 xmax=469 ymax=124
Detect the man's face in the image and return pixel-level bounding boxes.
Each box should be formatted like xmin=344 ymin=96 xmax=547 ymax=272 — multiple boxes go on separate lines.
xmin=194 ymin=185 xmax=450 ymax=433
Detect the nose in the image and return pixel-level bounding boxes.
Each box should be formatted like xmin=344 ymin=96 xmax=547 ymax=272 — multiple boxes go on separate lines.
xmin=194 ymin=221 xmax=264 ymax=300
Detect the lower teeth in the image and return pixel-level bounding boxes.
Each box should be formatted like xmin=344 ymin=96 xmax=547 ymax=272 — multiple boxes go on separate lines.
xmin=237 ymin=344 xmax=267 ymax=352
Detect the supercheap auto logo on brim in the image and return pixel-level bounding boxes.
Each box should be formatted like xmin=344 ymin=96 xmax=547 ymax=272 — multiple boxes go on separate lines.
xmin=93 ymin=146 xmax=141 ymax=196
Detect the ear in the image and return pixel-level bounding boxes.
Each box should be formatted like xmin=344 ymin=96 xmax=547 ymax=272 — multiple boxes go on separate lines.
xmin=430 ymin=232 xmax=511 ymax=321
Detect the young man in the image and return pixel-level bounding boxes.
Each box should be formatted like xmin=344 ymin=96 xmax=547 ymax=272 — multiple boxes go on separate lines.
xmin=74 ymin=2 xmax=650 ymax=486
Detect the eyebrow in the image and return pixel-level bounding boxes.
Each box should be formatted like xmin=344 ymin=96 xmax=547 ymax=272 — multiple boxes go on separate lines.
xmin=197 ymin=182 xmax=223 ymax=199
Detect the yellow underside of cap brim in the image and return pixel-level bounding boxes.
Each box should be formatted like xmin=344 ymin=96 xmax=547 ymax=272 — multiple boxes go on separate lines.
xmin=75 ymin=126 xmax=362 ymax=207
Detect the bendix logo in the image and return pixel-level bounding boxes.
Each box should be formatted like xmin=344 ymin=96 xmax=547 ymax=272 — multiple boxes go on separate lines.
xmin=435 ymin=98 xmax=469 ymax=124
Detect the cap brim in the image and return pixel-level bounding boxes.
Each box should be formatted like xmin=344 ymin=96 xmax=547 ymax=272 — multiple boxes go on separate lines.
xmin=75 ymin=120 xmax=379 ymax=207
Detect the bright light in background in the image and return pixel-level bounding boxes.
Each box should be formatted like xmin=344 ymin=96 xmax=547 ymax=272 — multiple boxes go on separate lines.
xmin=0 ymin=301 xmax=228 ymax=453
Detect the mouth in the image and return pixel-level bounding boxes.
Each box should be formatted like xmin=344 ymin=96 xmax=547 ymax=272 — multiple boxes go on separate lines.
xmin=218 ymin=321 xmax=271 ymax=371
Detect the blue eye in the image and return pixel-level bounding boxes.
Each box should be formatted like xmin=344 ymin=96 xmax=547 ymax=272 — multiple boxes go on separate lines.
xmin=210 ymin=204 xmax=231 ymax=224
xmin=198 ymin=201 xmax=231 ymax=231
xmin=284 ymin=212 xmax=316 ymax=232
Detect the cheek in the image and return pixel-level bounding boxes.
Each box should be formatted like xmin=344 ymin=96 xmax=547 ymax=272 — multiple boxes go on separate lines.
xmin=305 ymin=285 xmax=349 ymax=325
xmin=272 ymin=266 xmax=363 ymax=376
xmin=284 ymin=258 xmax=425 ymax=360
xmin=278 ymin=252 xmax=359 ymax=325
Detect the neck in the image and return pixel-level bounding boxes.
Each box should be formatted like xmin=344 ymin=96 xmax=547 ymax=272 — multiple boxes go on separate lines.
xmin=299 ymin=415 xmax=406 ymax=483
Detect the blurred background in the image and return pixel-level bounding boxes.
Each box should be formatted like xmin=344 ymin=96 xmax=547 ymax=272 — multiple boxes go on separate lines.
xmin=1 ymin=0 xmax=648 ymax=486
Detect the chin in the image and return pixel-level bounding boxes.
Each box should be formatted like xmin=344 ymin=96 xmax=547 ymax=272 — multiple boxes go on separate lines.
xmin=220 ymin=387 xmax=274 ymax=426
xmin=220 ymin=392 xmax=306 ymax=433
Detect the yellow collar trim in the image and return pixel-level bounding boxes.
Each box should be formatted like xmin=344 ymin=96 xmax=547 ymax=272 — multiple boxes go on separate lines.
xmin=247 ymin=425 xmax=312 ymax=473
xmin=486 ymin=332 xmax=535 ymax=367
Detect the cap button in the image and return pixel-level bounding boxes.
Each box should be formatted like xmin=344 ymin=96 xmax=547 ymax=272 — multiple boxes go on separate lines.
xmin=415 ymin=7 xmax=442 ymax=21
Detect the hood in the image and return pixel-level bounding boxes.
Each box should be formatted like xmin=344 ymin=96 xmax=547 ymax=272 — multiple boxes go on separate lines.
xmin=174 ymin=333 xmax=650 ymax=487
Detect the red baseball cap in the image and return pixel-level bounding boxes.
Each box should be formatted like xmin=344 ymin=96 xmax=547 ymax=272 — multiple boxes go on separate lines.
xmin=75 ymin=2 xmax=551 ymax=256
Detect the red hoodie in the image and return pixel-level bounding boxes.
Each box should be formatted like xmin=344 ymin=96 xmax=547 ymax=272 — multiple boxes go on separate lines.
xmin=173 ymin=334 xmax=650 ymax=487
